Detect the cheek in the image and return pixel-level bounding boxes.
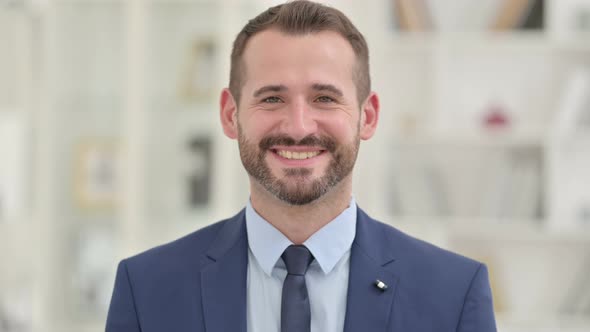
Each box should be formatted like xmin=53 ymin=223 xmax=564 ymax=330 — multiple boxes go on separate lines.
xmin=239 ymin=113 xmax=277 ymax=140
xmin=318 ymin=114 xmax=359 ymax=139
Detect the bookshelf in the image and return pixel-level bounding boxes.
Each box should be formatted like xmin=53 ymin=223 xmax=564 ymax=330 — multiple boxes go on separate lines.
xmin=0 ymin=0 xmax=589 ymax=331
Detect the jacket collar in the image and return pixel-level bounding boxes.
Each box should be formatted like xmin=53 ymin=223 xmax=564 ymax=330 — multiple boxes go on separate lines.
xmin=343 ymin=208 xmax=399 ymax=332
xmin=201 ymin=210 xmax=248 ymax=332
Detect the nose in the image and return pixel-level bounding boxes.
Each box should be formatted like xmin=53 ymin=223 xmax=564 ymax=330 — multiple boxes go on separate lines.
xmin=280 ymin=99 xmax=318 ymax=141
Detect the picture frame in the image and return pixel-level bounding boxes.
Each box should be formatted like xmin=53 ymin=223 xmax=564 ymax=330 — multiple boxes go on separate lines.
xmin=177 ymin=37 xmax=216 ymax=104
xmin=185 ymin=135 xmax=212 ymax=208
xmin=144 ymin=123 xmax=213 ymax=218
xmin=73 ymin=139 xmax=119 ymax=212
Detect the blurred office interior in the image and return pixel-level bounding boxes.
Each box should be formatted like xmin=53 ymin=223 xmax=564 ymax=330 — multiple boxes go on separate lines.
xmin=1 ymin=0 xmax=590 ymax=331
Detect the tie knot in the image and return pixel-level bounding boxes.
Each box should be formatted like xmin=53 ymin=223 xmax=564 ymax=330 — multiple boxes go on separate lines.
xmin=282 ymin=245 xmax=314 ymax=276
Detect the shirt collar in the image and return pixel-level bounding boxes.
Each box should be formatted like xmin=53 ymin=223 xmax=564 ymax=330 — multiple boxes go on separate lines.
xmin=246 ymin=198 xmax=357 ymax=276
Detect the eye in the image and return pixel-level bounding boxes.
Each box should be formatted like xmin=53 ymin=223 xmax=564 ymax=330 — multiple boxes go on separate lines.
xmin=315 ymin=95 xmax=335 ymax=103
xmin=262 ymin=96 xmax=283 ymax=103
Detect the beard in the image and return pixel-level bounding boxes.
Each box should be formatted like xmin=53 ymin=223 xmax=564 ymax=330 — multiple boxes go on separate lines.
xmin=238 ymin=128 xmax=360 ymax=206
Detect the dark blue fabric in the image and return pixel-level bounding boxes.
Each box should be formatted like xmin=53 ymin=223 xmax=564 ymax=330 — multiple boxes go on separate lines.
xmin=281 ymin=245 xmax=314 ymax=332
xmin=105 ymin=207 xmax=497 ymax=332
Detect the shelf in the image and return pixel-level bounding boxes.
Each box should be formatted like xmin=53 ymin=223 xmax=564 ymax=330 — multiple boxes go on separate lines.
xmin=388 ymin=217 xmax=590 ymax=245
xmin=552 ymin=33 xmax=590 ymax=53
xmin=55 ymin=321 xmax=103 ymax=332
xmin=548 ymin=132 xmax=590 ymax=146
xmin=386 ymin=31 xmax=549 ymax=51
xmin=497 ymin=313 xmax=590 ymax=332
xmin=451 ymin=223 xmax=590 ymax=245
xmin=387 ymin=30 xmax=590 ymax=53
xmin=390 ymin=129 xmax=545 ymax=148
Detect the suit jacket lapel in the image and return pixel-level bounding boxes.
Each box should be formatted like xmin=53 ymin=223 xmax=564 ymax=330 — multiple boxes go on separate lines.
xmin=201 ymin=211 xmax=248 ymax=332
xmin=344 ymin=209 xmax=399 ymax=332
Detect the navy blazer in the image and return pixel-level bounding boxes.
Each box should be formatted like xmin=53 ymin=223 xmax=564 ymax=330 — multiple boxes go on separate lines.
xmin=106 ymin=208 xmax=497 ymax=331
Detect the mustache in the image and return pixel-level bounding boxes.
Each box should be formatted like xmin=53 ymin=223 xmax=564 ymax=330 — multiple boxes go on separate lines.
xmin=259 ymin=135 xmax=336 ymax=153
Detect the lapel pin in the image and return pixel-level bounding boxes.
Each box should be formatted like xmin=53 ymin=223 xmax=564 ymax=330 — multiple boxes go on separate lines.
xmin=375 ymin=279 xmax=387 ymax=291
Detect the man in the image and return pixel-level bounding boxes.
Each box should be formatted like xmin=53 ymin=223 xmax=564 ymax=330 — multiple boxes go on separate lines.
xmin=106 ymin=1 xmax=497 ymax=331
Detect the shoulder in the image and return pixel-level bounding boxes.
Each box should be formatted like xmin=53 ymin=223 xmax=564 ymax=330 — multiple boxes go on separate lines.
xmin=357 ymin=210 xmax=496 ymax=330
xmin=122 ymin=209 xmax=246 ymax=276
xmin=357 ymin=208 xmax=483 ymax=279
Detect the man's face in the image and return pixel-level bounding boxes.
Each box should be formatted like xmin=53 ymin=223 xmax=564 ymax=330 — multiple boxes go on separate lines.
xmin=222 ymin=29 xmax=377 ymax=205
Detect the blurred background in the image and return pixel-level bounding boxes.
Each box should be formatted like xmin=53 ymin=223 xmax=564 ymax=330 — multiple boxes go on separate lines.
xmin=0 ymin=0 xmax=589 ymax=331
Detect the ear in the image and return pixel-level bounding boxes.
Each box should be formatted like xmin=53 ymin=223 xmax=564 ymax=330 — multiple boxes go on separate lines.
xmin=220 ymin=88 xmax=239 ymax=139
xmin=359 ymin=92 xmax=379 ymax=140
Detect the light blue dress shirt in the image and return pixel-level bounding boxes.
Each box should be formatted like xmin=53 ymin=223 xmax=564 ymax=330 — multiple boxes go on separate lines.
xmin=245 ymin=198 xmax=357 ymax=332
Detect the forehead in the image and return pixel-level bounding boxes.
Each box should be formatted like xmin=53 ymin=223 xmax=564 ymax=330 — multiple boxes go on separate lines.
xmin=240 ymin=29 xmax=356 ymax=88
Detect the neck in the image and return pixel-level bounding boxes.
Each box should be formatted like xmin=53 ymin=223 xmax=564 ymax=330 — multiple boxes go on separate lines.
xmin=249 ymin=177 xmax=353 ymax=245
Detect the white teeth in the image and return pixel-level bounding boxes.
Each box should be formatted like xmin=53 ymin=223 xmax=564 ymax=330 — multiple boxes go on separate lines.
xmin=277 ymin=150 xmax=320 ymax=160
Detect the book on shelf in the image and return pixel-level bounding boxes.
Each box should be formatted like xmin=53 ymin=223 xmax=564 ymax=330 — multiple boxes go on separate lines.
xmin=0 ymin=111 xmax=26 ymax=222
xmin=389 ymin=147 xmax=448 ymax=217
xmin=393 ymin=0 xmax=432 ymax=31
xmin=426 ymin=0 xmax=508 ymax=32
xmin=490 ymin=0 xmax=542 ymax=30
xmin=560 ymin=255 xmax=590 ymax=315
xmin=390 ymin=144 xmax=543 ymax=221
xmin=548 ymin=144 xmax=590 ymax=231
xmin=393 ymin=0 xmax=543 ymax=32
xmin=547 ymin=0 xmax=590 ymax=41
xmin=478 ymin=149 xmax=520 ymax=220
xmin=0 ymin=286 xmax=32 ymax=332
xmin=549 ymin=68 xmax=590 ymax=230
xmin=552 ymin=67 xmax=590 ymax=137
xmin=506 ymin=147 xmax=543 ymax=220
xmin=438 ymin=149 xmax=483 ymax=218
xmin=519 ymin=0 xmax=544 ymax=29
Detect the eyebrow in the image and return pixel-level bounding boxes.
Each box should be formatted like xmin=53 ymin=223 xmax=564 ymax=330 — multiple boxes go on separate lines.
xmin=311 ymin=83 xmax=343 ymax=97
xmin=253 ymin=85 xmax=287 ymax=98
xmin=252 ymin=83 xmax=344 ymax=98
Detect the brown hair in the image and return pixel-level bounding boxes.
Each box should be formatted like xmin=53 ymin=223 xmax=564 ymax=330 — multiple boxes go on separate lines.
xmin=229 ymin=0 xmax=370 ymax=105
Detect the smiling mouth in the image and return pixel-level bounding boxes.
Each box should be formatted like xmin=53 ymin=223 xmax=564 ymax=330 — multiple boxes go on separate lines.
xmin=271 ymin=149 xmax=325 ymax=160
